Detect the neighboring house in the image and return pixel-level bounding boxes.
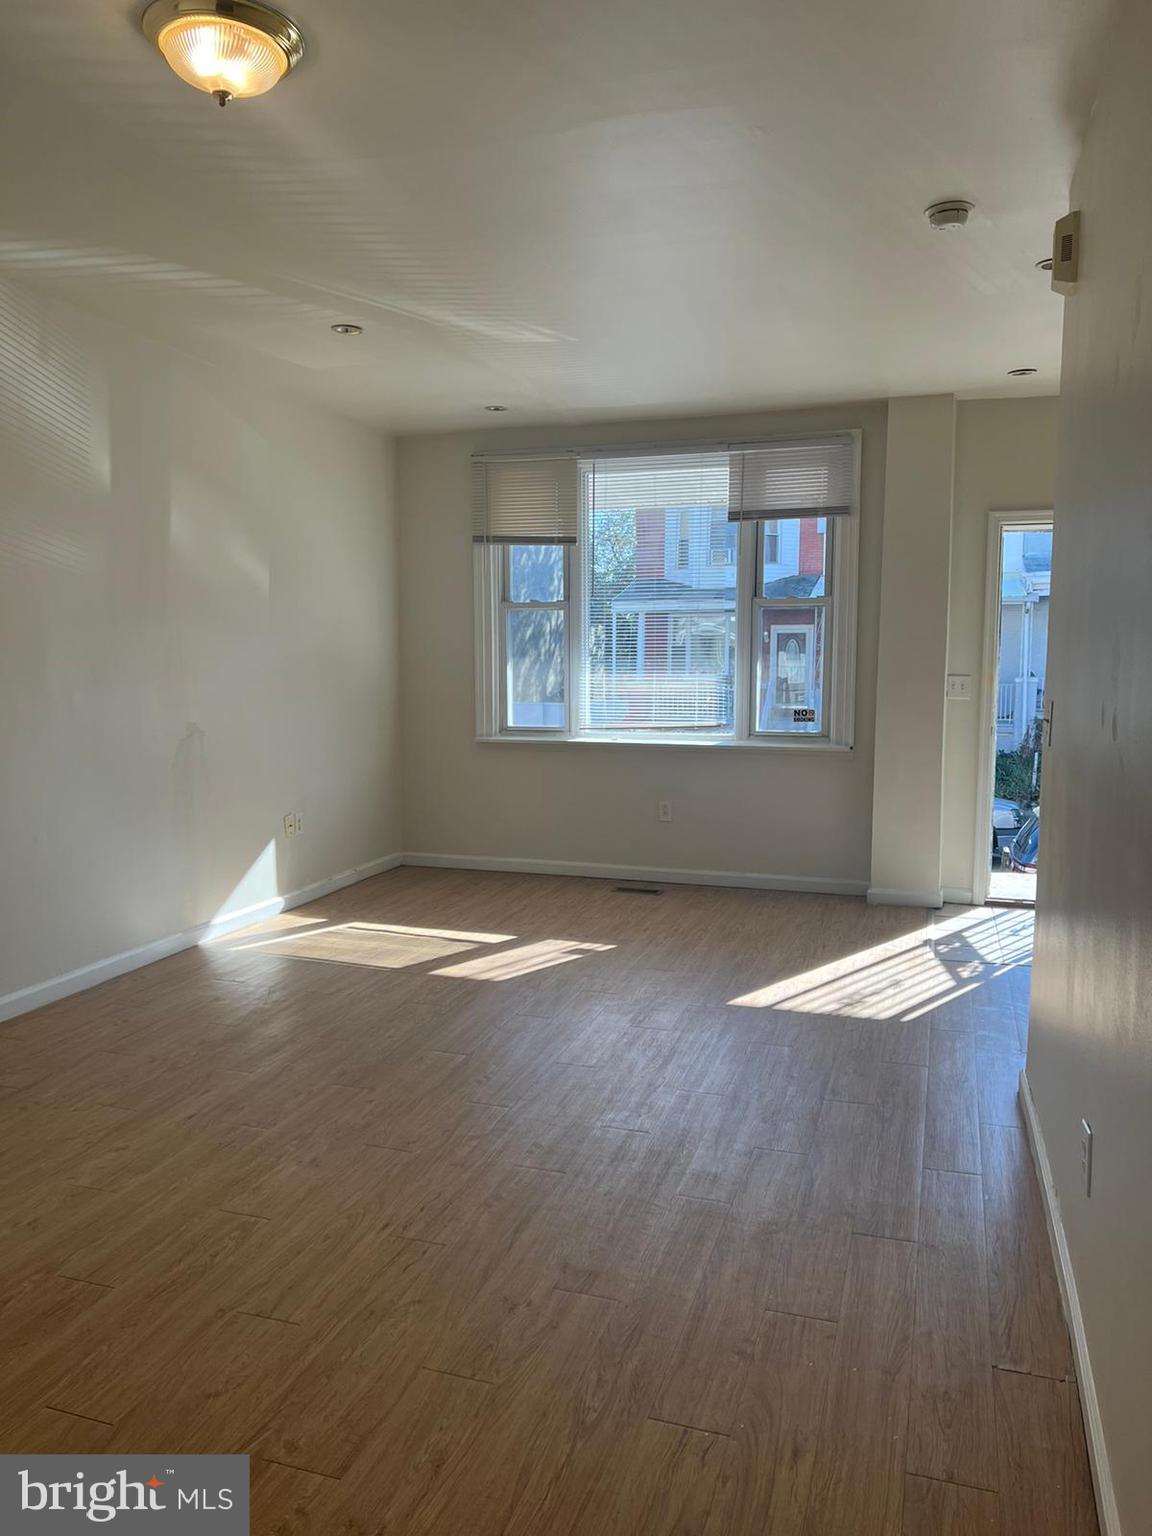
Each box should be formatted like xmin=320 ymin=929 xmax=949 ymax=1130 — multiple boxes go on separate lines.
xmin=603 ymin=508 xmax=825 ymax=730
xmin=996 ymin=530 xmax=1051 ymax=749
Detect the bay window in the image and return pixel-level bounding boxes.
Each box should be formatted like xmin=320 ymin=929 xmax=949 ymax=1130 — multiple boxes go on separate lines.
xmin=474 ymin=432 xmax=858 ymax=747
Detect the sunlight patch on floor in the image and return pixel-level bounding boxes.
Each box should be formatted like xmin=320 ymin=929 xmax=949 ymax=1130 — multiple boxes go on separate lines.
xmin=728 ymin=906 xmax=1033 ymax=1021
xmin=219 ymin=921 xmax=481 ymax=969
xmin=431 ymin=939 xmax=615 ymax=982
xmin=728 ymin=943 xmax=958 ymax=1019
xmin=213 ymin=918 xmax=613 ymax=982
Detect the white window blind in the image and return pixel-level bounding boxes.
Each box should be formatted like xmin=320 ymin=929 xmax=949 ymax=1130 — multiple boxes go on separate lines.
xmin=472 ymin=455 xmax=579 ymax=544
xmin=582 ymin=452 xmax=737 ymax=733
xmin=728 ymin=433 xmax=855 ymax=521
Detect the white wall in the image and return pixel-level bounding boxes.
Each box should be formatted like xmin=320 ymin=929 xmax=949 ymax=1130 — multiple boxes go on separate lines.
xmin=1027 ymin=2 xmax=1152 ymax=1530
xmin=0 ymin=277 xmax=401 ymax=1010
xmin=941 ymin=397 xmax=1059 ymax=896
xmin=399 ymin=395 xmax=1058 ymax=899
xmin=399 ymin=403 xmax=887 ymax=891
xmin=868 ymin=395 xmax=956 ymax=906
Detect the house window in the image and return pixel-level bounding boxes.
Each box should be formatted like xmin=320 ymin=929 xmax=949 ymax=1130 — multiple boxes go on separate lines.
xmin=669 ymin=613 xmax=736 ymax=675
xmin=676 ymin=509 xmax=692 ymax=569
xmin=763 ymin=519 xmax=781 ymax=567
xmin=709 ymin=510 xmax=736 ymax=566
xmin=474 ymin=435 xmax=857 ymax=746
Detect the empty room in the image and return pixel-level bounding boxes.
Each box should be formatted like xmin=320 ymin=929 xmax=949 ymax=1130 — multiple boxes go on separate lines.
xmin=0 ymin=1 xmax=1148 ymax=1533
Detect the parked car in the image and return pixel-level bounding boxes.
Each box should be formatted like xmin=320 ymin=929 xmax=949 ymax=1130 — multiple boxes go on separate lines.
xmin=992 ymin=797 xmax=1023 ymax=855
xmin=1002 ymin=808 xmax=1040 ymax=872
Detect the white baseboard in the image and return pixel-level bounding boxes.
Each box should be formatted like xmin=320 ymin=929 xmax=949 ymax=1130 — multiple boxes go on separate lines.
xmin=1019 ymin=1071 xmax=1120 ymax=1536
xmin=402 ymin=851 xmax=867 ymax=898
xmin=866 ymin=885 xmax=943 ymax=908
xmin=0 ymin=853 xmax=403 ymax=1026
xmin=942 ymin=885 xmax=976 ymax=905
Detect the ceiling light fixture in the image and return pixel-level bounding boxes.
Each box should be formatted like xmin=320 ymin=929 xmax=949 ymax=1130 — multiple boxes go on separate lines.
xmin=141 ymin=1 xmax=304 ymax=107
xmin=1007 ymin=367 xmax=1038 ymax=377
xmin=330 ymin=322 xmax=363 ymax=336
xmin=925 ymin=198 xmax=974 ymax=231
xmin=1035 ymin=257 xmax=1054 ymax=272
xmin=484 ymin=405 xmax=509 ymax=412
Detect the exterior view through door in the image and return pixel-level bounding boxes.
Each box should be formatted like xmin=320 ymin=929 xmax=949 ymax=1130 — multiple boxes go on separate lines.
xmin=987 ymin=519 xmax=1051 ymax=904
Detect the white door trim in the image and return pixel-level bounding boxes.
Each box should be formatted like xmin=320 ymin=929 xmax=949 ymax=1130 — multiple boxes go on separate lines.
xmin=972 ymin=510 xmax=1052 ymax=906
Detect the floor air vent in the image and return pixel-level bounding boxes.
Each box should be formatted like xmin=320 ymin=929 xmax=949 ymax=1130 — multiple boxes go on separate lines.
xmin=614 ymin=882 xmax=663 ymax=895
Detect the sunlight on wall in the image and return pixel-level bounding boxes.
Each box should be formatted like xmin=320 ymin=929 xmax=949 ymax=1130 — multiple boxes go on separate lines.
xmin=0 ymin=276 xmax=106 ymax=578
xmin=201 ymin=839 xmax=280 ymax=939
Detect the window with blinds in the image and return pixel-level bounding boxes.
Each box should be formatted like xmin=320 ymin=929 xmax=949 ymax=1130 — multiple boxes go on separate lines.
xmin=582 ymin=453 xmax=736 ymax=733
xmin=472 ymin=456 xmax=578 ymax=544
xmin=727 ymin=434 xmax=855 ymax=521
xmin=473 ymin=432 xmax=858 ymax=745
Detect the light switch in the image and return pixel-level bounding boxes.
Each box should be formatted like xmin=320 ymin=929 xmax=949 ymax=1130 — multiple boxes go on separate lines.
xmin=946 ymin=674 xmax=972 ymax=700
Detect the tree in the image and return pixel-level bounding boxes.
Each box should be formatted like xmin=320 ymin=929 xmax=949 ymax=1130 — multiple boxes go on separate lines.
xmin=587 ymin=508 xmax=637 ymax=666
xmin=995 ymin=719 xmax=1043 ymax=806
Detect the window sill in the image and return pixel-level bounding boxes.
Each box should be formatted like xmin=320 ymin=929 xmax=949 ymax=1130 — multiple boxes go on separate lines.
xmin=475 ymin=733 xmax=852 ymax=753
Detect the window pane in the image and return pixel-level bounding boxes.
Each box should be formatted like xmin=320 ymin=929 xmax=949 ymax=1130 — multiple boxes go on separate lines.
xmin=507 ymin=608 xmax=565 ymax=728
xmin=762 ymin=517 xmax=828 ymax=598
xmin=756 ymin=606 xmax=826 ymax=733
xmin=508 ymin=543 xmax=565 ymax=603
xmin=584 ymin=455 xmax=735 ymax=732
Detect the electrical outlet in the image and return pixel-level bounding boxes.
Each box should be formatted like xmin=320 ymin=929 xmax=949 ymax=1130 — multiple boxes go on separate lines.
xmin=294 ymin=811 xmax=304 ymax=835
xmin=1080 ymin=1119 xmax=1093 ymax=1196
xmin=946 ymin=674 xmax=972 ymax=700
xmin=658 ymin=800 xmax=673 ymax=823
xmin=283 ymin=813 xmax=297 ymax=838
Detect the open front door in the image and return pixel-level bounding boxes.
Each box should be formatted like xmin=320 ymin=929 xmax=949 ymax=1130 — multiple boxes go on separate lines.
xmin=976 ymin=514 xmax=1052 ymax=907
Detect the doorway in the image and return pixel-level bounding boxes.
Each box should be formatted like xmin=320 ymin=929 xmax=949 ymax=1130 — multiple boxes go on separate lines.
xmin=976 ymin=514 xmax=1052 ymax=907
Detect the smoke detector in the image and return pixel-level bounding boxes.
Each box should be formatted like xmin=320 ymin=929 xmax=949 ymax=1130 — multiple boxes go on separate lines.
xmin=925 ymin=199 xmax=974 ymax=231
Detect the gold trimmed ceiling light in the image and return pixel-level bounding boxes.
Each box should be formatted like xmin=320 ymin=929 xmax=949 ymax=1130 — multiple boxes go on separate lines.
xmin=142 ymin=1 xmax=304 ymax=107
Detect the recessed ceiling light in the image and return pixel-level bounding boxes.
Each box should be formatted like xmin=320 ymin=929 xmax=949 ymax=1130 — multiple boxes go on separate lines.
xmin=141 ymin=1 xmax=304 ymax=108
xmin=330 ymin=322 xmax=363 ymax=336
xmin=484 ymin=405 xmax=509 ymax=412
xmin=1007 ymin=367 xmax=1038 ymax=377
xmin=925 ymin=199 xmax=974 ymax=230
xmin=1035 ymin=257 xmax=1054 ymax=271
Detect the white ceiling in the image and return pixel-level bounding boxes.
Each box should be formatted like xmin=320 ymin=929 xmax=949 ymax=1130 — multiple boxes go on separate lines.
xmin=0 ymin=0 xmax=1107 ymax=431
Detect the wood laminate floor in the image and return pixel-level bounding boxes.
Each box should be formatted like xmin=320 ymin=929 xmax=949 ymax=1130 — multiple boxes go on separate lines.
xmin=0 ymin=870 xmax=1098 ymax=1536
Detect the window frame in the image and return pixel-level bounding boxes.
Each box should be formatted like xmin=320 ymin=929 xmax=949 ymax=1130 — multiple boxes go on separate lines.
xmin=498 ymin=543 xmax=571 ymax=734
xmin=474 ymin=432 xmax=859 ymax=751
xmin=750 ymin=518 xmax=833 ymax=740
